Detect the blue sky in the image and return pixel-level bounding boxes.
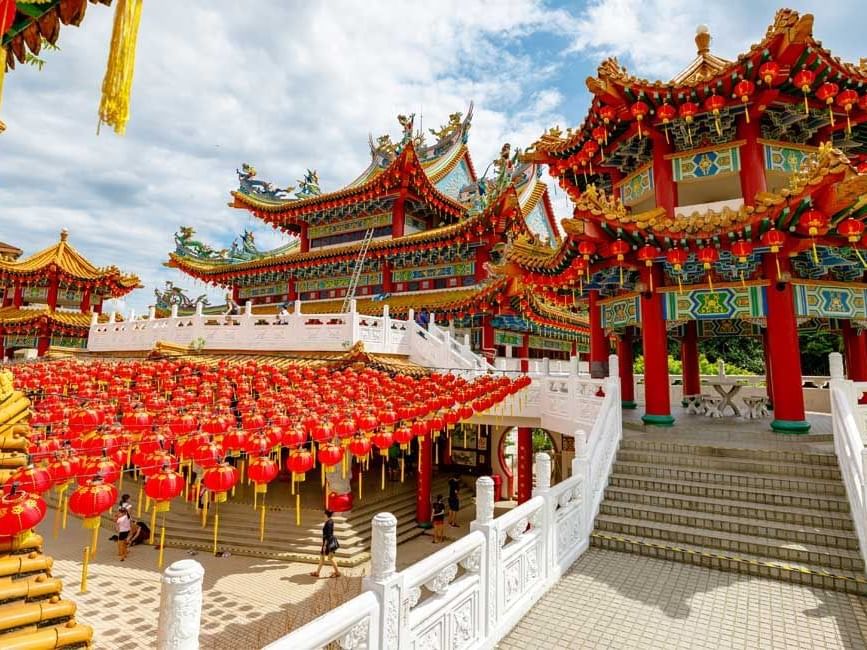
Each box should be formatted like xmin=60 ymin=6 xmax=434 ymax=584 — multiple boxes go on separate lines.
xmin=0 ymin=1 xmax=862 ymax=315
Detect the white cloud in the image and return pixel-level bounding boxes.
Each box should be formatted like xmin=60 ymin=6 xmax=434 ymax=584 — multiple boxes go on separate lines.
xmin=1 ymin=0 xmax=573 ymax=314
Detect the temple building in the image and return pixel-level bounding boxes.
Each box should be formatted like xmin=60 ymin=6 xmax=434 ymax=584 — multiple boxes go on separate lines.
xmin=508 ymin=8 xmax=867 ymax=432
xmin=167 ymin=106 xmax=589 ymax=361
xmin=0 ymin=229 xmax=140 ymax=357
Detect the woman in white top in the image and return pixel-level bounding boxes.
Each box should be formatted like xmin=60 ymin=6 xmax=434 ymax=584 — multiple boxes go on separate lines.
xmin=115 ymin=508 xmax=131 ymax=561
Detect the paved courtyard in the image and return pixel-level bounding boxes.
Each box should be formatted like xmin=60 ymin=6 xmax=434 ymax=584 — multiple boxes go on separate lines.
xmin=500 ymin=549 xmax=867 ymax=650
xmin=45 ymin=507 xmax=472 ymax=649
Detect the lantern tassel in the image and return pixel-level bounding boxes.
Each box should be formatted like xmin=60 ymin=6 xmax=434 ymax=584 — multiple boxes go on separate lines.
xmin=847 ymin=113 xmax=852 ymax=135
xmin=854 ymin=248 xmax=867 ymax=269
xmin=776 ymin=254 xmax=782 ymax=281
xmin=212 ymin=511 xmax=219 ymax=556
xmin=98 ymin=0 xmax=144 ymax=135
xmin=295 ymin=493 xmax=301 ymax=527
xmin=91 ymin=522 xmax=100 ymax=556
xmin=380 ymin=460 xmax=385 ymax=491
xmin=812 ymin=240 xmax=819 ymax=265
xmin=149 ymin=507 xmax=157 ymax=545
xmin=158 ymin=526 xmax=166 ymax=569
xmin=740 ymin=270 xmax=746 ymax=289
xmin=259 ymin=503 xmax=266 ymax=542
xmin=664 ymin=125 xmax=669 ymax=144
xmin=714 ymin=115 xmax=722 ymax=137
xmin=744 ymin=107 xmax=750 ymax=124
xmin=804 ymin=92 xmax=810 ymax=116
xmin=358 ymin=468 xmax=363 ymax=500
xmin=677 ymin=275 xmax=683 ymax=295
xmin=829 ymin=106 xmax=835 ymax=128
xmin=136 ymin=485 xmax=143 ymax=519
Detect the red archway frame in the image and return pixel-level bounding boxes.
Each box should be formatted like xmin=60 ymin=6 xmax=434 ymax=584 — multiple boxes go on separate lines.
xmin=497 ymin=427 xmax=559 ymax=499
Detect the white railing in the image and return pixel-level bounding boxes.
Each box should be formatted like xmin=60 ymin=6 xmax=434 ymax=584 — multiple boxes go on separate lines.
xmin=263 ymin=360 xmax=622 ymax=649
xmin=829 ymin=352 xmax=867 ymax=570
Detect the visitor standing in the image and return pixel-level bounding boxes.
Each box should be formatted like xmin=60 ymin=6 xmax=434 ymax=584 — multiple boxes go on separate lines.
xmin=119 ymin=493 xmax=132 ymax=513
xmin=310 ymin=509 xmax=341 ymax=578
xmin=432 ymin=494 xmax=446 ymax=543
xmin=447 ymin=475 xmax=461 ymax=527
xmin=115 ymin=508 xmax=131 ymax=561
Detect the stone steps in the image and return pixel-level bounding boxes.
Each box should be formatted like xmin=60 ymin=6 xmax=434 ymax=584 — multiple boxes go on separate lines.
xmin=607 ymin=474 xmax=851 ymax=512
xmin=603 ymin=486 xmax=854 ymax=531
xmin=615 ymin=449 xmax=842 ymax=480
xmin=594 ymin=436 xmax=863 ymax=592
xmin=611 ymin=461 xmax=847 ymax=495
xmin=591 ymin=532 xmax=867 ymax=595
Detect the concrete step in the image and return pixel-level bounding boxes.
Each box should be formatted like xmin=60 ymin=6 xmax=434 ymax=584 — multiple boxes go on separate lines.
xmin=615 ymin=449 xmax=842 ymax=480
xmin=619 ymin=439 xmax=838 ymax=466
xmin=594 ymin=515 xmax=864 ymax=572
xmin=611 ymin=462 xmax=847 ymax=496
xmin=598 ymin=501 xmax=860 ymax=551
xmin=602 ymin=486 xmax=854 ymax=531
xmin=607 ymin=474 xmax=851 ymax=512
xmin=590 ymin=531 xmax=867 ymax=595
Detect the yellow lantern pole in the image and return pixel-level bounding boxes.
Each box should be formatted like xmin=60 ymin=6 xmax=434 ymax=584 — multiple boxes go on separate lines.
xmin=157 ymin=526 xmax=166 ymax=569
xmin=295 ymin=493 xmax=301 ymax=527
xmin=136 ymin=484 xmax=143 ymax=519
xmin=149 ymin=505 xmax=157 ymax=545
xmin=259 ymin=504 xmax=266 ymax=542
xmin=79 ymin=546 xmax=90 ymax=594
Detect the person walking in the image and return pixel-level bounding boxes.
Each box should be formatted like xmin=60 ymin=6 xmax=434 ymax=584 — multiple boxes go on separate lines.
xmin=432 ymin=494 xmax=446 ymax=543
xmin=310 ymin=509 xmax=341 ymax=578
xmin=115 ymin=507 xmax=131 ymax=561
xmin=447 ymin=475 xmax=461 ymax=527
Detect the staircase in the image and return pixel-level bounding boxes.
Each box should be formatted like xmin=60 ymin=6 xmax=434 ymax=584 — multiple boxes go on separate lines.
xmin=591 ymin=436 xmax=867 ymax=594
xmin=119 ymin=476 xmax=474 ymax=567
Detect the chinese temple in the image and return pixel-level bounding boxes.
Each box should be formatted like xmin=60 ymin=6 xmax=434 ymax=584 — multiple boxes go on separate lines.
xmin=512 ymin=9 xmax=867 ymax=432
xmin=167 ymin=107 xmax=590 ymax=362
xmin=0 ymin=229 xmax=140 ymax=357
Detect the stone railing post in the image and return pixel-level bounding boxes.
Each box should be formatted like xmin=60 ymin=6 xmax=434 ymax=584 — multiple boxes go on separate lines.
xmin=90 ymin=312 xmax=98 ymax=327
xmin=362 ymin=512 xmax=402 ymax=649
xmin=170 ymin=305 xmax=179 ymax=319
xmin=129 ymin=309 xmax=136 ymax=322
xmin=195 ymin=301 xmax=204 ymax=317
xmin=830 ymin=352 xmax=844 ymax=381
xmin=542 ymin=357 xmax=550 ymax=376
xmin=244 ymin=301 xmax=253 ymax=317
xmin=569 ymin=355 xmax=579 ymax=376
xmin=534 ymin=453 xmax=551 ymax=492
xmin=157 ymin=559 xmax=204 ymax=650
xmin=532 ymin=452 xmax=554 ymax=580
xmin=470 ymin=476 xmax=496 ymax=638
xmin=148 ymin=306 xmax=156 ymax=320
xmin=607 ymin=353 xmax=619 ymax=379
xmin=463 ymin=334 xmax=470 ymax=348
xmin=407 ymin=308 xmax=415 ymax=326
xmin=109 ymin=311 xmax=117 ymax=323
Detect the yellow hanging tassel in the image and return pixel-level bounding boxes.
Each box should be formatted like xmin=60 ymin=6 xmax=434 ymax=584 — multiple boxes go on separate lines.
xmin=98 ymin=0 xmax=144 ymax=135
xmin=812 ymin=240 xmax=819 ymax=265
xmin=854 ymin=248 xmax=867 ymax=269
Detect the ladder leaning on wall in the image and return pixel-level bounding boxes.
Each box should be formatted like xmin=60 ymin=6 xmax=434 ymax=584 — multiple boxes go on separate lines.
xmin=341 ymin=227 xmax=376 ymax=313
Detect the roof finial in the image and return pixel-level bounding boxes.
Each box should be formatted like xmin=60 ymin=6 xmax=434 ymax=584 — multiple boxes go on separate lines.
xmin=695 ymin=24 xmax=711 ymax=55
xmin=59 ymin=228 xmax=69 ymax=242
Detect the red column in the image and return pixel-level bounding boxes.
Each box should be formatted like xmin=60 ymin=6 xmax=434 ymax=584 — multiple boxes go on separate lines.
xmin=588 ymin=290 xmax=608 ymax=378
xmin=651 ymin=131 xmax=677 ymax=217
xmin=481 ymin=314 xmax=494 ymax=361
xmin=618 ymin=327 xmax=636 ymax=408
xmin=519 ymin=333 xmax=529 ymax=373
xmin=737 ymin=115 xmax=767 ymax=207
xmin=517 ymin=426 xmax=533 ymax=504
xmin=416 ymin=433 xmax=432 ymax=526
xmin=763 ymin=255 xmax=809 ymax=432
xmin=286 ymin=278 xmax=297 ymax=302
xmin=80 ymin=286 xmax=91 ymax=314
xmin=381 ymin=260 xmax=393 ymax=294
xmin=762 ymin=329 xmax=774 ymax=408
xmin=640 ymin=265 xmax=673 ymax=425
xmin=842 ymin=320 xmax=867 ymax=380
xmin=681 ymin=321 xmax=701 ymax=404
xmin=392 ymin=197 xmax=406 ymax=238
xmin=474 ymin=247 xmax=490 ymax=282
xmin=298 ymin=224 xmax=310 ymax=253
xmin=46 ymin=275 xmax=59 ymax=311
xmin=36 ymin=325 xmax=50 ymax=356
xmin=12 ymin=284 xmax=22 ymax=308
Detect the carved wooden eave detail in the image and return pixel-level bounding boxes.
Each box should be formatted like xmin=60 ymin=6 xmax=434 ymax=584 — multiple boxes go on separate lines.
xmin=560 ymin=219 xmax=585 ymax=236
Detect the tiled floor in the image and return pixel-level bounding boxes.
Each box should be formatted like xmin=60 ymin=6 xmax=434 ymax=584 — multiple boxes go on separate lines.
xmin=499 ymin=549 xmax=867 ymax=650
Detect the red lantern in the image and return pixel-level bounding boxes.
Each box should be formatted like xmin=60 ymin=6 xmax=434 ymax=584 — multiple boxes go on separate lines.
xmin=0 ymin=488 xmax=47 ymax=539
xmin=799 ymin=209 xmax=830 ymax=264
xmin=348 ymin=435 xmax=372 ymax=459
xmin=838 ymin=218 xmax=865 ymax=243
xmin=731 ymin=239 xmax=754 ymax=263
xmin=144 ymin=468 xmax=185 ymax=512
xmin=69 ymin=478 xmax=118 ymax=555
xmin=630 ymin=101 xmax=649 ymax=137
xmin=760 ymin=228 xmax=786 ymax=253
xmin=665 ymin=248 xmax=688 ymax=271
xmin=317 ymin=442 xmax=344 ymax=471
xmin=793 ymin=69 xmax=815 ymax=115
xmin=201 ymin=463 xmax=238 ymax=503
xmin=610 ymin=239 xmax=630 ymax=262
xmin=3 ymin=465 xmax=52 ymax=495
xmin=287 ymin=448 xmax=314 ymax=482
xmin=697 ymin=246 xmax=719 ymax=270
xmin=247 ymin=456 xmax=279 ymax=494
xmin=370 ymin=429 xmax=394 ymax=457
xmin=393 ymin=426 xmax=414 ymax=451
xmin=816 ymin=82 xmax=839 ymax=127
xmin=598 ymin=105 xmax=616 ymax=125
xmin=637 ymin=244 xmax=658 ymax=267
xmin=657 ymin=102 xmax=676 ymax=143
xmin=758 ymin=61 xmax=781 ymax=86
xmin=679 ymin=101 xmax=699 ymax=146
xmin=836 ymin=90 xmax=859 ymax=134
xmin=68 ymin=409 xmax=101 ymax=436
xmin=733 ymin=79 xmax=755 ymax=123
xmin=704 ymin=93 xmax=726 ymax=136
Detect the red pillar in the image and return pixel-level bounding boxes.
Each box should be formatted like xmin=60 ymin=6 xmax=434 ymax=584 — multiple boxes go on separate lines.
xmin=286 ymin=278 xmax=297 ymax=302
xmin=481 ymin=315 xmax=494 ymax=361
xmin=651 ymin=131 xmax=677 ymax=217
xmin=618 ymin=327 xmax=636 ymax=408
xmin=737 ymin=115 xmax=767 ymax=207
xmin=519 ymin=333 xmax=529 ymax=373
xmin=80 ymin=286 xmax=91 ymax=314
xmin=298 ymin=224 xmax=310 ymax=253
xmin=842 ymin=320 xmax=867 ymax=380
xmin=46 ymin=275 xmax=59 ymax=311
xmin=381 ymin=260 xmax=393 ymax=294
xmin=681 ymin=321 xmax=701 ymax=404
xmin=416 ymin=434 xmax=432 ymax=526
xmin=392 ymin=190 xmax=407 ymax=238
xmin=516 ymin=427 xmax=533 ymax=504
xmin=762 ymin=329 xmax=774 ymax=408
xmin=763 ymin=255 xmax=809 ymax=432
xmin=588 ymin=290 xmax=608 ymax=378
xmin=474 ymin=247 xmax=490 ymax=282
xmin=12 ymin=284 xmax=22 ymax=308
xmin=640 ymin=265 xmax=673 ymax=426
xmin=36 ymin=326 xmax=50 ymax=356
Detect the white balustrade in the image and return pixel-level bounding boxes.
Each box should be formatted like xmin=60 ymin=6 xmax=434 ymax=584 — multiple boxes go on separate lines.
xmin=829 ymin=352 xmax=867 ymax=569
xmin=263 ymin=366 xmax=623 ymax=649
